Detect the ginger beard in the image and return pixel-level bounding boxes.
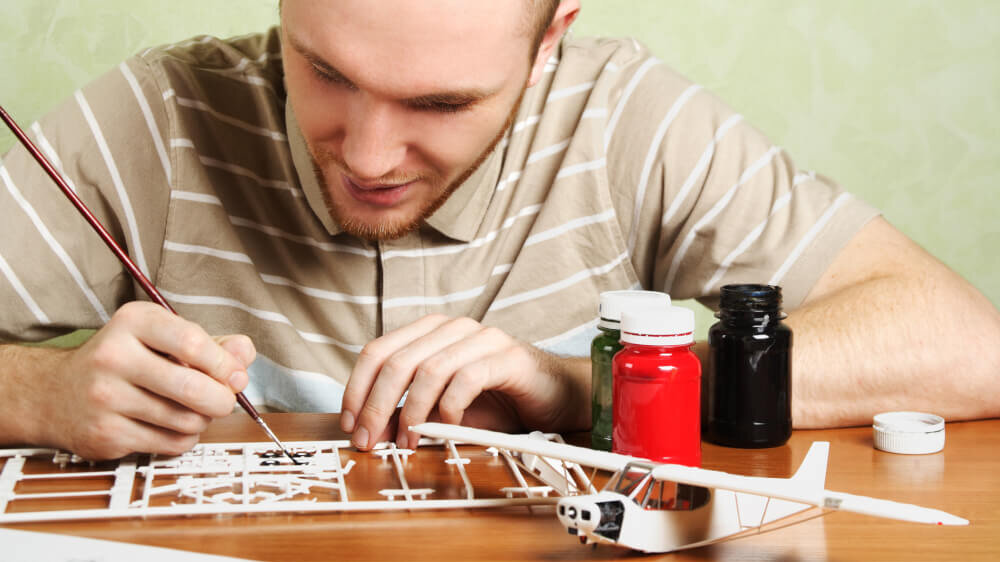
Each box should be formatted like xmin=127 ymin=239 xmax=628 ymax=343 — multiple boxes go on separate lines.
xmin=309 ymin=88 xmax=526 ymax=241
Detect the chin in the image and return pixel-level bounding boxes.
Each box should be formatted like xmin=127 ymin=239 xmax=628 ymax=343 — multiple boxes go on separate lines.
xmin=333 ymin=210 xmax=423 ymax=241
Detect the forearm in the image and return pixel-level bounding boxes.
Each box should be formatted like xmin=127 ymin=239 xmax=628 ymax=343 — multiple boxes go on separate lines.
xmin=786 ymin=271 xmax=1000 ymax=428
xmin=0 ymin=344 xmax=70 ymax=446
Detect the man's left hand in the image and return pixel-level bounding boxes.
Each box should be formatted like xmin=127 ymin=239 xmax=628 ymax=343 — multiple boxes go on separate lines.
xmin=339 ymin=314 xmax=589 ymax=450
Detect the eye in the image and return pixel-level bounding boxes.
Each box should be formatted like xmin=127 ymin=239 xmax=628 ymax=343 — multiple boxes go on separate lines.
xmin=311 ymin=64 xmax=355 ymax=89
xmin=425 ymin=101 xmax=473 ymax=114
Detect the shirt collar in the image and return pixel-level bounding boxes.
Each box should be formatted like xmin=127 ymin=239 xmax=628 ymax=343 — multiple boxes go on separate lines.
xmin=286 ymin=102 xmax=503 ymax=243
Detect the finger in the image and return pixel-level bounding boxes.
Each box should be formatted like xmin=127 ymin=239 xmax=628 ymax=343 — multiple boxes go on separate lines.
xmin=120 ymin=303 xmax=248 ymax=389
xmin=397 ymin=326 xmax=512 ymax=447
xmin=72 ymin=413 xmax=200 ymax=460
xmin=128 ymin=419 xmax=202 ymax=457
xmin=117 ymin=383 xmax=212 ymax=436
xmin=437 ymin=351 xmax=516 ymax=427
xmin=216 ymin=334 xmax=257 ymax=369
xmin=216 ymin=334 xmax=256 ymax=392
xmin=126 ymin=349 xmax=237 ymax=418
xmin=352 ymin=317 xmax=484 ymax=450
xmin=342 ymin=314 xmax=451 ymax=433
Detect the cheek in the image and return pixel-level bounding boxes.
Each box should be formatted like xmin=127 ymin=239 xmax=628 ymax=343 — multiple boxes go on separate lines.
xmin=284 ymin=61 xmax=349 ymax=144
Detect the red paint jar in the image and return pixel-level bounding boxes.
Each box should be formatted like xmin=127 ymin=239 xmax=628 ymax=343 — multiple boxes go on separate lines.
xmin=612 ymin=306 xmax=701 ymax=466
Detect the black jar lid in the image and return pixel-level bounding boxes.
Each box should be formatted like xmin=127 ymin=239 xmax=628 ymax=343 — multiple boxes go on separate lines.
xmin=719 ymin=284 xmax=782 ymax=312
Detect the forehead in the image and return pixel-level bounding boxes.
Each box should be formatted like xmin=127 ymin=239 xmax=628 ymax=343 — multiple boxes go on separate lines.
xmin=282 ymin=0 xmax=533 ymax=97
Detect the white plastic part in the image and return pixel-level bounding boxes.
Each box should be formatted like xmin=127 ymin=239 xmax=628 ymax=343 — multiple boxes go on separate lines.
xmin=620 ymin=305 xmax=694 ymax=345
xmin=414 ymin=422 xmax=968 ymax=554
xmin=2 ymin=423 xmax=967 ymax=555
xmin=0 ymin=435 xmax=571 ymax=524
xmin=598 ymin=290 xmax=670 ymax=330
xmin=873 ymin=411 xmax=946 ymax=454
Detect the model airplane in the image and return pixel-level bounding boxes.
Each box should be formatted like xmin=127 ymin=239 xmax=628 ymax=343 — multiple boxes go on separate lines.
xmin=412 ymin=423 xmax=968 ymax=554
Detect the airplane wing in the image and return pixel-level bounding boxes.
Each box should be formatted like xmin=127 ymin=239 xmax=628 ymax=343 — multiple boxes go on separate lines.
xmin=412 ymin=422 xmax=640 ymax=473
xmin=651 ymin=448 xmax=968 ymax=526
xmin=413 ymin=423 xmax=967 ymax=527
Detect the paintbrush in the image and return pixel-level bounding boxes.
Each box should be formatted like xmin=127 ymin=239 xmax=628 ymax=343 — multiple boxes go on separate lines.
xmin=0 ymin=103 xmax=300 ymax=465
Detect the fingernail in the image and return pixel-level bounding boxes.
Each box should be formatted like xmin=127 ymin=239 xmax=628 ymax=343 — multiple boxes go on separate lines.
xmin=228 ymin=371 xmax=248 ymax=391
xmin=397 ymin=434 xmax=408 ymax=450
xmin=341 ymin=410 xmax=355 ymax=432
xmin=352 ymin=426 xmax=369 ymax=450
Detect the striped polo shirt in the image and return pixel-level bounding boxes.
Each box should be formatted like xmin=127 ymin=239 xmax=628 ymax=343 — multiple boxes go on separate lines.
xmin=0 ymin=28 xmax=878 ymax=412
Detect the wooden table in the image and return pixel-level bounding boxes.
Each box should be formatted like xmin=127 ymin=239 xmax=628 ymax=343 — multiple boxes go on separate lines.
xmin=4 ymin=414 xmax=998 ymax=561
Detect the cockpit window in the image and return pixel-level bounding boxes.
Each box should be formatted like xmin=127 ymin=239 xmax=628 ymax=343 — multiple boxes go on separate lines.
xmin=611 ymin=462 xmax=655 ymax=498
xmin=639 ymin=481 xmax=712 ymax=511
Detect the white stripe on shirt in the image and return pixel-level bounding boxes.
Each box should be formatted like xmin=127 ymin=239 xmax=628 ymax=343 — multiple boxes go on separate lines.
xmin=525 ymin=208 xmax=616 ymax=247
xmin=382 ymin=284 xmax=487 ymax=309
xmin=198 ymin=155 xmax=302 ymax=197
xmin=228 ymin=216 xmax=377 ymax=257
xmin=381 ymin=204 xmax=542 ymax=260
xmin=1 ymin=165 xmax=110 ymax=323
xmin=701 ymin=172 xmax=813 ymax=292
xmin=159 ymin=288 xmax=362 ymax=353
xmin=120 ymin=61 xmax=172 ymax=185
xmin=259 ymin=273 xmax=378 ymax=305
xmin=170 ymin=190 xmax=222 ymax=205
xmin=661 ymin=114 xmax=744 ymax=227
xmin=0 ymin=250 xmax=50 ymax=323
xmin=769 ymin=192 xmax=853 ymax=286
xmin=163 ymin=90 xmax=287 ymax=142
xmin=664 ymin=146 xmax=782 ymax=291
xmin=163 ymin=240 xmax=253 ymax=264
xmin=75 ymin=90 xmax=150 ymax=279
xmin=628 ymin=84 xmax=702 ymax=254
xmin=489 ymin=251 xmax=630 ymax=312
xmin=30 ymin=122 xmax=77 ymax=194
xmin=546 ymin=81 xmax=595 ymax=103
xmin=604 ymin=57 xmax=660 ymax=150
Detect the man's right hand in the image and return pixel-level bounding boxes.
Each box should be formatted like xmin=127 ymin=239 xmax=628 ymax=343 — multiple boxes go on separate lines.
xmin=0 ymin=301 xmax=255 ymax=459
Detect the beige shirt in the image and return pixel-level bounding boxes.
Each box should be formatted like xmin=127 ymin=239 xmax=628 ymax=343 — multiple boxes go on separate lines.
xmin=0 ymin=29 xmax=878 ymax=411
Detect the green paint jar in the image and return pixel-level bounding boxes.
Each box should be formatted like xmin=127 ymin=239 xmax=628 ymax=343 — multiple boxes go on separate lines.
xmin=591 ymin=290 xmax=671 ymax=451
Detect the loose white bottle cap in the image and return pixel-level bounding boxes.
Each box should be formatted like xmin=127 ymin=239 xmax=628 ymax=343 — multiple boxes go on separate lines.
xmin=598 ymin=290 xmax=670 ymax=329
xmin=873 ymin=411 xmax=945 ymax=454
xmin=621 ymin=305 xmax=694 ymax=346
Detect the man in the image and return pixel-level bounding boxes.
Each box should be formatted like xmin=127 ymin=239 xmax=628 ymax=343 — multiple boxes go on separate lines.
xmin=1 ymin=1 xmax=997 ymax=460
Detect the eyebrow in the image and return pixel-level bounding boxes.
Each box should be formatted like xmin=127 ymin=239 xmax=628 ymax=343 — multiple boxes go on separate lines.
xmin=285 ymin=32 xmax=499 ymax=107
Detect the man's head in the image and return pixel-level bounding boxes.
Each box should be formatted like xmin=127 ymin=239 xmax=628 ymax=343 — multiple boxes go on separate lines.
xmin=281 ymin=0 xmax=578 ymax=240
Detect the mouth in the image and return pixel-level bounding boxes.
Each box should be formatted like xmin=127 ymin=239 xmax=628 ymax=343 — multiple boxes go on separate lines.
xmin=341 ymin=174 xmax=416 ymax=208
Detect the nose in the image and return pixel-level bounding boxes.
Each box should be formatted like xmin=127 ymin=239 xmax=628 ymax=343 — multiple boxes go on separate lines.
xmin=341 ymin=94 xmax=407 ymax=180
xmin=557 ymin=500 xmax=597 ymax=533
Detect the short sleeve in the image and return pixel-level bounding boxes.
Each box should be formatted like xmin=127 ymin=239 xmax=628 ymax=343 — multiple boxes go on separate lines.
xmin=603 ymin=47 xmax=880 ymax=310
xmin=0 ymin=55 xmax=172 ymax=342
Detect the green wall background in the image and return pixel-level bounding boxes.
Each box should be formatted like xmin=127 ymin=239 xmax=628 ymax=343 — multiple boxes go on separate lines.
xmin=3 ymin=1 xmax=998 ymax=339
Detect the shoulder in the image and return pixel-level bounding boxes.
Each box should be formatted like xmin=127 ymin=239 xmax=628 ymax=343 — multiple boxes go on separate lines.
xmin=130 ymin=27 xmax=285 ymax=98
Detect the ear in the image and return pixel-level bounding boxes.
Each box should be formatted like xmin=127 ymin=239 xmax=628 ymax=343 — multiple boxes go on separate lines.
xmin=527 ymin=0 xmax=581 ymax=87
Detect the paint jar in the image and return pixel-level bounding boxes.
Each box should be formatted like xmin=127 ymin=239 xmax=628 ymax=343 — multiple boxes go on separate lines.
xmin=591 ymin=290 xmax=671 ymax=451
xmin=703 ymin=284 xmax=792 ymax=448
xmin=613 ymin=305 xmax=701 ymax=466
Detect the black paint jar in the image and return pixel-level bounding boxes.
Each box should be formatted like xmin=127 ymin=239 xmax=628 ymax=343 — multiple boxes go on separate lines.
xmin=703 ymin=284 xmax=792 ymax=448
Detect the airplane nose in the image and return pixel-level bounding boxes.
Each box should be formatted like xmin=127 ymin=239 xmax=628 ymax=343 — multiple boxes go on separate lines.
xmin=557 ymin=500 xmax=598 ymax=533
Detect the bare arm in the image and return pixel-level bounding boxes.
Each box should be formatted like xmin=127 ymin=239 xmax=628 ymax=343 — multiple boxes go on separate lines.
xmin=786 ymin=216 xmax=1000 ymax=427
xmin=0 ymin=302 xmax=257 ymax=458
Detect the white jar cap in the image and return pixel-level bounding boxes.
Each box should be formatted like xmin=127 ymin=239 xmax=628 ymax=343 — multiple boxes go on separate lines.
xmin=621 ymin=305 xmax=694 ymax=346
xmin=873 ymin=411 xmax=945 ymax=454
xmin=598 ymin=290 xmax=670 ymax=329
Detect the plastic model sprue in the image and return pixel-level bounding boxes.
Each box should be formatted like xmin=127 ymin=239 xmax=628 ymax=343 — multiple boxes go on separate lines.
xmin=0 ymin=423 xmax=966 ymax=554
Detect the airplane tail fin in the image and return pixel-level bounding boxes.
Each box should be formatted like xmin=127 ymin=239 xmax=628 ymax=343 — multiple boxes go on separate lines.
xmin=790 ymin=441 xmax=829 ymax=490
